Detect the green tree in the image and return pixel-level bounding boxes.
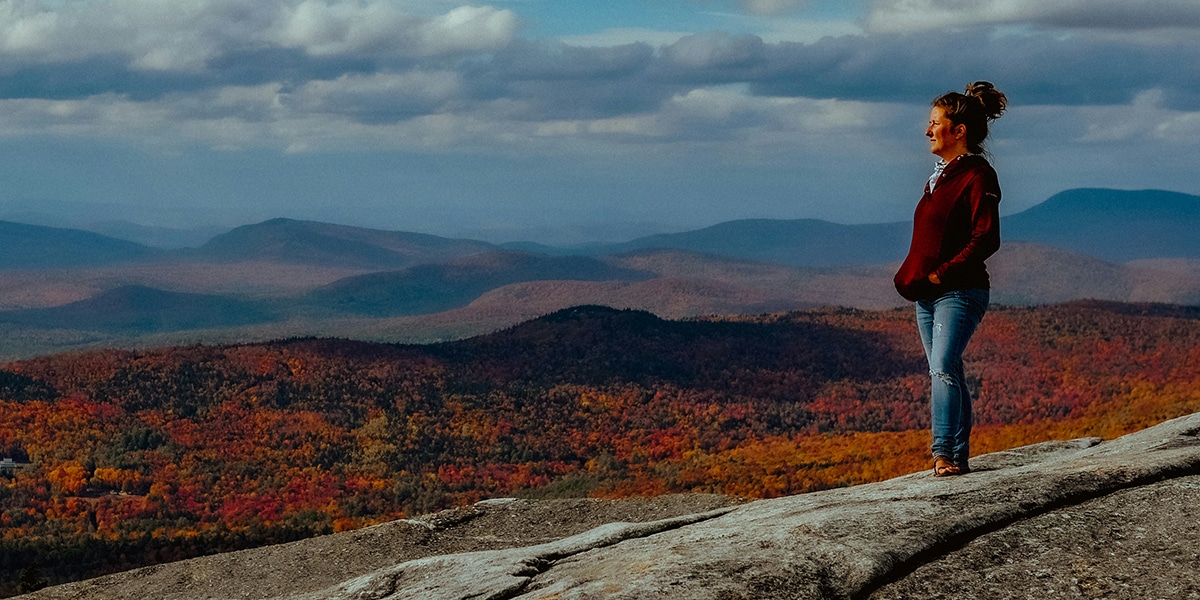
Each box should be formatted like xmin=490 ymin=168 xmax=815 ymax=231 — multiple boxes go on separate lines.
xmin=18 ymin=564 xmax=48 ymax=593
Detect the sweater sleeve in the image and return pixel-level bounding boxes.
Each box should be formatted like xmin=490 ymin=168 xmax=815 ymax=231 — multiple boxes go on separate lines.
xmin=932 ymin=171 xmax=1001 ymax=282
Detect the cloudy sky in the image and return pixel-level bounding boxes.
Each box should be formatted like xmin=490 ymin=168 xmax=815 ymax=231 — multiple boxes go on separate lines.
xmin=0 ymin=0 xmax=1197 ymax=243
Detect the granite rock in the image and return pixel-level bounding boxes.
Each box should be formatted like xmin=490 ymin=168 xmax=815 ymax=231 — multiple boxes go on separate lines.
xmin=297 ymin=413 xmax=1200 ymax=600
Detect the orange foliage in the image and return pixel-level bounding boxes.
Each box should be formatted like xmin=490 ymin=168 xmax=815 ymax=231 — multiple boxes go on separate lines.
xmin=1 ymin=302 xmax=1200 ymax=593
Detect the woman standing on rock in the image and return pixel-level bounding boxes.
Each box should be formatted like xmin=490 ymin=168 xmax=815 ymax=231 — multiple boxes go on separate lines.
xmin=894 ymin=82 xmax=1007 ymax=477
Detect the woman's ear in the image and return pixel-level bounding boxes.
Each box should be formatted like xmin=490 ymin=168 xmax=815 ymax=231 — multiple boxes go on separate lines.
xmin=954 ymin=123 xmax=966 ymax=139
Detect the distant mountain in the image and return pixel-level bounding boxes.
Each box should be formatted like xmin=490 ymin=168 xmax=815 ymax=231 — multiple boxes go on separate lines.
xmin=597 ymin=219 xmax=910 ymax=267
xmin=306 ymin=251 xmax=654 ymax=317
xmin=498 ymin=240 xmax=600 ymax=256
xmin=0 ymin=285 xmax=274 ymax=332
xmin=5 ymin=188 xmax=1198 ymax=273
xmin=576 ymin=188 xmax=1200 ymax=267
xmin=3 ymin=242 xmax=1200 ymax=361
xmin=4 ymin=188 xmax=1200 ymax=360
xmin=0 ymin=221 xmax=160 ymax=269
xmin=1004 ymin=188 xmax=1200 ymax=261
xmin=986 ymin=242 xmax=1131 ymax=305
xmin=84 ymin=220 xmax=230 ymax=249
xmin=196 ymin=218 xmax=497 ymax=269
xmin=427 ymin=303 xmax=903 ymax=388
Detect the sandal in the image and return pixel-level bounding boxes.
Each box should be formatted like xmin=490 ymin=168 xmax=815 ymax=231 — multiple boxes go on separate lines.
xmin=933 ymin=456 xmax=962 ymax=477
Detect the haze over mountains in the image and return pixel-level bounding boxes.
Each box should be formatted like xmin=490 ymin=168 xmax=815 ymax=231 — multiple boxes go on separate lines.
xmin=196 ymin=218 xmax=497 ymax=269
xmin=1 ymin=187 xmax=1198 ymax=359
xmin=0 ymin=221 xmax=161 ymax=269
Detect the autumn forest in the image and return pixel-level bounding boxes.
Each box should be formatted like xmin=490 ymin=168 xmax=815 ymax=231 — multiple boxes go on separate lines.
xmin=3 ymin=302 xmax=1200 ymax=594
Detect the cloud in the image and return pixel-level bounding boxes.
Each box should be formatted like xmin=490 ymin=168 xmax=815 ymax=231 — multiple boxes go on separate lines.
xmin=284 ymin=70 xmax=463 ymax=122
xmin=0 ymin=5 xmax=58 ymax=53
xmin=734 ymin=30 xmax=1200 ymax=109
xmin=1076 ymin=89 xmax=1200 ymax=144
xmin=1 ymin=0 xmax=278 ymax=71
xmin=662 ymin=32 xmax=766 ymax=69
xmin=420 ymin=6 xmax=518 ymax=55
xmin=527 ymin=86 xmax=891 ymax=163
xmin=460 ymin=40 xmax=664 ymax=121
xmin=270 ymin=0 xmax=419 ymax=57
xmin=557 ymin=28 xmax=690 ymax=48
xmin=0 ymin=0 xmax=519 ymax=107
xmin=739 ymin=0 xmax=810 ymax=16
xmin=0 ymin=1 xmax=517 ymax=72
xmin=865 ymin=0 xmax=1200 ymax=34
xmin=1 ymin=0 xmax=1198 ymax=163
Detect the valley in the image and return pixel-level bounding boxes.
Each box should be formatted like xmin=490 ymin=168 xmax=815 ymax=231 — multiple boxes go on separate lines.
xmin=3 ymin=301 xmax=1200 ymax=594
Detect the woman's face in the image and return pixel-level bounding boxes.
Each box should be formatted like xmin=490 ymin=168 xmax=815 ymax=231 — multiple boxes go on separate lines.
xmin=926 ymin=106 xmax=966 ymax=161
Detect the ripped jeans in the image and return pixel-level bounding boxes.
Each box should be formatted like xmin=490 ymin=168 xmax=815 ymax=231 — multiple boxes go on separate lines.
xmin=915 ymin=288 xmax=989 ymax=467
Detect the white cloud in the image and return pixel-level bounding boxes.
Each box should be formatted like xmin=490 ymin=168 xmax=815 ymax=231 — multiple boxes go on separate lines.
xmin=0 ymin=0 xmax=1196 ymax=177
xmin=557 ymin=28 xmax=690 ymax=48
xmin=419 ymin=5 xmax=518 ymax=55
xmin=0 ymin=0 xmax=277 ymax=70
xmin=740 ymin=0 xmax=809 ymax=17
xmin=866 ymin=0 xmax=1200 ymax=34
xmin=755 ymin=18 xmax=862 ymax=43
xmin=270 ymin=2 xmax=516 ymax=58
xmin=271 ymin=0 xmax=415 ymax=57
xmin=0 ymin=0 xmax=516 ymax=72
xmin=0 ymin=5 xmax=57 ymax=53
xmin=524 ymin=86 xmax=889 ymax=162
xmin=663 ymin=32 xmax=764 ymax=68
xmin=284 ymin=70 xmax=463 ymax=118
xmin=1078 ymin=89 xmax=1200 ymax=144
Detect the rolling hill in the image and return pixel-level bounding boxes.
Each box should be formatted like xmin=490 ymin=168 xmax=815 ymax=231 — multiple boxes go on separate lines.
xmin=1003 ymin=188 xmax=1200 ymax=261
xmin=598 ymin=219 xmax=911 ymax=267
xmin=194 ymin=218 xmax=497 ymax=269
xmin=7 ymin=188 xmax=1200 ymax=274
xmin=2 ymin=187 xmax=1200 ymax=360
xmin=0 ymin=221 xmax=161 ymax=269
xmin=592 ymin=188 xmax=1200 ymax=267
xmin=5 ymin=242 xmax=1200 ymax=360
xmin=0 ymin=285 xmax=274 ymax=333
xmin=304 ymin=251 xmax=654 ymax=317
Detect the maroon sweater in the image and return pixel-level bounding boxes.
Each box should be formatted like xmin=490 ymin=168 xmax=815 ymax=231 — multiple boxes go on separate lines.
xmin=893 ymin=154 xmax=1001 ymax=302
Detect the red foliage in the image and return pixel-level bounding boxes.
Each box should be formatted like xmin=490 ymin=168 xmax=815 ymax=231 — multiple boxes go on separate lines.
xmin=1 ymin=302 xmax=1199 ymax=592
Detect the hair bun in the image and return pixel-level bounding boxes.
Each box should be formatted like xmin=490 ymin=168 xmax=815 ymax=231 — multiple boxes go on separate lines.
xmin=965 ymin=80 xmax=1007 ymax=121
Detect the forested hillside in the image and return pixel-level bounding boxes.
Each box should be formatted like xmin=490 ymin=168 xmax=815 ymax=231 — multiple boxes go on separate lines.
xmin=2 ymin=302 xmax=1199 ymax=594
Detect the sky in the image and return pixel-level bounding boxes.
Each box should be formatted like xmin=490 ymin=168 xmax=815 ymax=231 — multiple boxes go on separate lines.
xmin=0 ymin=0 xmax=1197 ymax=244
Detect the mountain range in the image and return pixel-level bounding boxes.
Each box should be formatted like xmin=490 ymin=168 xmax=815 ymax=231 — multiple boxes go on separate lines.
xmin=1 ymin=187 xmax=1198 ymax=359
xmin=6 ymin=188 xmax=1199 ymax=270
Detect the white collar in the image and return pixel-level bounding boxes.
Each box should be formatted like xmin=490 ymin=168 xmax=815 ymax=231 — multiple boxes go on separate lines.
xmin=928 ymin=154 xmax=973 ymax=192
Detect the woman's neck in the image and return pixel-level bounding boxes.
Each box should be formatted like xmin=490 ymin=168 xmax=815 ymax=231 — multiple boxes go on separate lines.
xmin=937 ymin=150 xmax=970 ymax=164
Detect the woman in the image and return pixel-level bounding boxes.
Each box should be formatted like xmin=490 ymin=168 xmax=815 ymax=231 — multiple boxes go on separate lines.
xmin=893 ymin=81 xmax=1007 ymax=477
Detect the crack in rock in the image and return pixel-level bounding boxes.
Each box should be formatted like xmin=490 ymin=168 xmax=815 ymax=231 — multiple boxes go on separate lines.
xmin=287 ymin=413 xmax=1200 ymax=600
xmin=854 ymin=459 xmax=1200 ymax=599
xmin=497 ymin=413 xmax=1200 ymax=599
xmin=291 ymin=508 xmax=737 ymax=600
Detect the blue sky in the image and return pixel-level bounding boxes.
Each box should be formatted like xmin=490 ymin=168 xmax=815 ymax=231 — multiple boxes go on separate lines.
xmin=0 ymin=0 xmax=1197 ymax=244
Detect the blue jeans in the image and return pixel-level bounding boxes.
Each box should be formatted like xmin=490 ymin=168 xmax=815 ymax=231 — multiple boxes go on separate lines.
xmin=915 ymin=288 xmax=989 ymax=467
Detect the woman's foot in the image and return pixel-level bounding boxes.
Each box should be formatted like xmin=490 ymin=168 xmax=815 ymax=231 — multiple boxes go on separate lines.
xmin=933 ymin=456 xmax=962 ymax=477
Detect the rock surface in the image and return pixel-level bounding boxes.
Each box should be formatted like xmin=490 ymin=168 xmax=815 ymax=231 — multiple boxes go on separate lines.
xmin=25 ymin=413 xmax=1200 ymax=600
